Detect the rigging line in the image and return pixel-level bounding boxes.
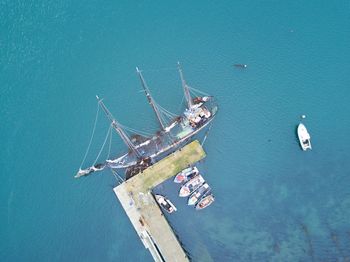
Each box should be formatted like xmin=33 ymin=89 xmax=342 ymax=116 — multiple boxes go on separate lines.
xmin=164 ymin=113 xmax=175 ymax=123
xmin=163 ymin=112 xmax=175 ymax=121
xmin=138 ymin=126 xmax=157 ymax=135
xmin=110 ymin=169 xmax=120 ymax=183
xmin=159 ymin=106 xmax=176 ymax=118
xmin=151 ymin=100 xmax=167 ymax=117
xmin=119 ymin=124 xmax=152 ymax=137
xmin=161 ymin=113 xmax=172 ymax=123
xmin=157 ymin=108 xmax=171 ymax=121
xmin=143 ymin=66 xmax=177 ymax=72
xmin=151 ymin=99 xmax=173 ymax=116
xmin=119 ymin=125 xmax=140 ymax=135
xmin=178 ymin=95 xmax=185 ymax=111
xmin=117 ymin=122 xmax=147 ymax=135
xmin=79 ymin=102 xmax=100 ymax=168
xmin=159 ymin=109 xmax=172 ymax=123
xmin=111 ymin=169 xmax=124 ymax=183
xmin=129 ymin=127 xmax=152 ymax=137
xmin=150 ymin=105 xmax=167 ymax=127
xmin=187 ymin=85 xmax=210 ymax=96
xmin=189 ymin=89 xmax=198 ymax=99
xmin=159 ymin=113 xmax=168 ymax=128
xmin=201 ymin=123 xmax=213 ymax=146
xmin=111 ymin=171 xmax=120 ymax=184
xmin=137 ymin=98 xmax=172 ymax=127
xmin=107 ymin=128 xmax=113 ymax=160
xmin=117 ymin=122 xmax=148 ymax=136
xmin=189 ymin=88 xmax=205 ymax=99
xmin=155 ymin=102 xmax=177 ymax=117
xmin=93 ymin=125 xmax=112 ymax=165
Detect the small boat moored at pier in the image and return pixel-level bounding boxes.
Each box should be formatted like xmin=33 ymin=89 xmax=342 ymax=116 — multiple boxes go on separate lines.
xmin=155 ymin=194 xmax=177 ymax=214
xmin=179 ymin=175 xmax=205 ymax=197
xmin=188 ymin=183 xmax=210 ymax=205
xmin=174 ymin=166 xmax=199 ymax=183
xmin=297 ymin=123 xmax=312 ymax=151
xmin=195 ymin=194 xmax=215 ymax=210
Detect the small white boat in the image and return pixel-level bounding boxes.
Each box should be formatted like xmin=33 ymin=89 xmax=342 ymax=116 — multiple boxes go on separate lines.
xmin=195 ymin=194 xmax=215 ymax=210
xmin=155 ymin=194 xmax=177 ymax=214
xmin=297 ymin=123 xmax=312 ymax=151
xmin=179 ymin=175 xmax=205 ymax=197
xmin=173 ymin=166 xmax=199 ymax=183
xmin=187 ymin=183 xmax=210 ymax=205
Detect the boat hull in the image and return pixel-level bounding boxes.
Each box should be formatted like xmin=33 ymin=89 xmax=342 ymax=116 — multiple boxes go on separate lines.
xmin=297 ymin=123 xmax=312 ymax=151
xmin=195 ymin=194 xmax=215 ymax=210
xmin=187 ymin=183 xmax=210 ymax=205
xmin=174 ymin=167 xmax=199 ymax=183
xmin=179 ymin=175 xmax=205 ymax=197
xmin=155 ymin=194 xmax=177 ymax=214
xmin=105 ymin=97 xmax=218 ymax=170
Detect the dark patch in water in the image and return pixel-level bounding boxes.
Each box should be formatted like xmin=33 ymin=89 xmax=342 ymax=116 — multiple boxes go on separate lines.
xmin=273 ymin=241 xmax=280 ymax=254
xmin=299 ymin=222 xmax=315 ymax=262
xmin=325 ymin=222 xmax=345 ymax=260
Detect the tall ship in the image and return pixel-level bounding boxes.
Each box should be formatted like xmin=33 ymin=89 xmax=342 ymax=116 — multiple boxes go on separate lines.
xmin=76 ymin=63 xmax=218 ymax=178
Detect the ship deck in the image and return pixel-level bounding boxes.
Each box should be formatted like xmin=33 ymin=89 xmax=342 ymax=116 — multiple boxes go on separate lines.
xmin=114 ymin=140 xmax=206 ymax=262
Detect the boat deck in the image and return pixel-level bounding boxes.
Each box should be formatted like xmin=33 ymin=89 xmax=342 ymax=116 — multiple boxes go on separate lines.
xmin=114 ymin=140 xmax=206 ymax=262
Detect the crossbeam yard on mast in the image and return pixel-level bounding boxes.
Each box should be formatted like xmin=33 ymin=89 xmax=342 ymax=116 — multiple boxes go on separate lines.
xmin=96 ymin=96 xmax=142 ymax=158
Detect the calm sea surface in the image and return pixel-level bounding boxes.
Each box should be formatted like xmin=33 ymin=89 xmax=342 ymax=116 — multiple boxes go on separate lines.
xmin=1 ymin=1 xmax=350 ymax=261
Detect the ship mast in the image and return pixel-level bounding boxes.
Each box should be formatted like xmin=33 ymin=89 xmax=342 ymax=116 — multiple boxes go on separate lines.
xmin=96 ymin=96 xmax=142 ymax=158
xmin=136 ymin=67 xmax=166 ymax=131
xmin=177 ymin=62 xmax=193 ymax=109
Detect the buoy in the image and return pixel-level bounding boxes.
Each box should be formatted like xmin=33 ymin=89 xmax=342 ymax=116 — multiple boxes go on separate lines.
xmin=301 ymin=115 xmax=306 ymax=119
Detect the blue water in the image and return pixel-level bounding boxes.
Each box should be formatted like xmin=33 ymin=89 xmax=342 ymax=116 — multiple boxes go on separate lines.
xmin=1 ymin=1 xmax=350 ymax=261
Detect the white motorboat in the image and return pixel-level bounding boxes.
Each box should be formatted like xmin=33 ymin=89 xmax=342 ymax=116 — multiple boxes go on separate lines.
xmin=173 ymin=166 xmax=199 ymax=183
xmin=187 ymin=183 xmax=210 ymax=205
xmin=297 ymin=123 xmax=312 ymax=151
xmin=155 ymin=194 xmax=177 ymax=214
xmin=179 ymin=175 xmax=205 ymax=197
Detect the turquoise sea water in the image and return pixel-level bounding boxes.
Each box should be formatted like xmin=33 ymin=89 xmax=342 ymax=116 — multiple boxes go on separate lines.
xmin=1 ymin=1 xmax=350 ymax=261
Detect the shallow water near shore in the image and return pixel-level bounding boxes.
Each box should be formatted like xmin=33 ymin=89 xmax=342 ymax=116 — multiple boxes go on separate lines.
xmin=1 ymin=1 xmax=350 ymax=261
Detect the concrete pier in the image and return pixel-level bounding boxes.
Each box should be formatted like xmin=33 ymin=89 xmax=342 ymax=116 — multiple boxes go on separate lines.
xmin=114 ymin=140 xmax=206 ymax=262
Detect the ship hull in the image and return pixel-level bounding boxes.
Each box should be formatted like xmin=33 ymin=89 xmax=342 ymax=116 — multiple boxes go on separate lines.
xmin=107 ymin=103 xmax=218 ymax=169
